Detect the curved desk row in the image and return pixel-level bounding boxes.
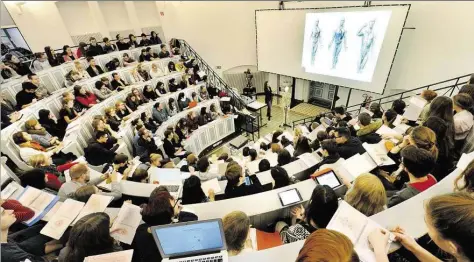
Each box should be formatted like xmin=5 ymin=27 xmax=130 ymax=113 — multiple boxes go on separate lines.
xmin=0 ymin=43 xmax=169 ymax=97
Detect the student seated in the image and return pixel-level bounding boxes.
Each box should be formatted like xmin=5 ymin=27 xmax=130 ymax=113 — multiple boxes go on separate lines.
xmin=27 ymin=73 xmax=50 ymax=99
xmin=224 ymin=161 xmax=263 ymax=199
xmin=356 ymin=112 xmax=382 ymax=144
xmin=111 ymin=72 xmax=128 ymax=91
xmin=382 ymin=109 xmax=398 ymax=128
xmin=313 ymin=139 xmax=342 ymax=171
xmin=344 ymin=173 xmax=386 ymax=216
xmin=4 ymin=54 xmax=31 ymax=76
xmin=168 ymin=78 xmax=180 ymax=92
xmin=86 ymin=37 xmax=104 ymax=56
xmin=182 ymin=175 xmax=215 ymax=204
xmin=58 ymin=98 xmax=82 ymax=130
xmin=419 ymin=89 xmax=438 ymax=122
xmin=136 ymin=128 xmax=162 ymax=162
xmin=101 ymin=153 xmax=132 ymax=177
xmin=276 ymin=185 xmax=339 ymax=244
xmin=258 ymin=159 xmax=270 ymax=173
xmin=125 ymin=93 xmax=140 ymax=111
xmin=105 ymin=58 xmax=121 ymax=72
xmin=1 ymin=94 xmax=20 ymax=128
xmin=387 ymin=146 xmax=437 ymax=207
xmin=102 ymin=37 xmax=117 ymax=53
xmin=150 ymin=31 xmax=162 ymax=45
xmin=369 ymin=192 xmax=474 ymax=262
xmin=131 ymin=187 xmax=198 ymax=262
xmin=93 ymin=81 xmax=113 ymax=101
xmin=277 ymin=149 xmax=293 ymax=166
xmin=20 ymin=168 xmax=60 ymax=194
xmin=122 ymin=53 xmax=136 ymax=67
xmin=25 ymin=119 xmax=60 ymax=148
xmin=369 ymin=102 xmax=383 ymax=119
xmin=1 ymin=208 xmax=60 ymax=262
xmin=142 ymin=85 xmax=158 ymax=101
xmin=147 ymin=153 xmax=163 ymax=178
xmin=167 ymin=61 xmax=177 ymax=74
xmin=58 ymin=213 xmax=122 ymax=262
xmin=294 ymin=136 xmax=312 ymax=157
xmin=127 ymin=168 xmax=149 ymax=183
xmin=141 ymin=112 xmax=159 ymax=133
xmin=139 ymin=48 xmax=151 ymax=62
xmin=130 ymin=68 xmax=145 ymax=84
xmin=29 ymin=153 xmax=78 ymax=189
xmin=15 ymin=82 xmax=38 ymax=110
xmin=198 ymin=107 xmax=212 ymax=126
xmin=86 ymin=57 xmax=105 ymax=77
xmin=391 ymin=99 xmax=406 ymax=115
xmin=151 ymin=102 xmax=168 ymax=125
xmin=180 ymin=153 xmax=197 ymax=172
xmin=115 ymin=34 xmax=130 ymax=51
xmin=196 ymin=156 xmax=221 ymax=181
xmin=139 ymin=33 xmax=151 ymax=47
xmin=91 ymin=118 xmax=118 ymax=149
xmin=13 ymin=131 xmax=73 ymax=165
xmin=333 ymin=106 xmax=352 ymax=122
xmin=200 ymin=86 xmax=209 ymax=100
xmin=167 ymin=98 xmax=179 ymax=117
xmin=187 ymin=111 xmax=199 ymax=131
xmin=223 ymin=211 xmax=253 ymax=256
xmin=57 ymin=163 xmax=107 ymax=200
xmin=296 ymin=229 xmax=359 ymax=262
xmin=0 ymin=61 xmax=19 ymax=80
xmin=1 ymin=198 xmax=34 ymax=223
xmin=453 ymin=93 xmax=474 ymax=150
xmin=189 ymin=92 xmax=199 ymax=107
xmin=177 ymin=93 xmax=190 ymax=111
xmin=155 ymin=81 xmax=168 ymax=96
xmin=271 ymin=166 xmax=296 ymax=190
xmin=334 ymin=127 xmax=365 ymax=159
xmin=74 ymin=85 xmax=98 ymax=108
xmin=38 ymin=109 xmax=66 ymax=139
xmin=175 ymin=118 xmax=189 ymax=142
xmin=158 ymin=44 xmax=170 ymax=58
xmin=84 ymin=131 xmax=118 ymax=166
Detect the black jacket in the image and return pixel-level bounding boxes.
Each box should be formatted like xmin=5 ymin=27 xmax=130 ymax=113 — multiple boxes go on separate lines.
xmin=86 ymin=65 xmax=105 ymax=77
xmin=264 ymin=86 xmax=273 ymax=103
xmin=163 ymin=139 xmax=176 ymax=158
xmin=137 ymin=137 xmax=161 ymax=162
xmin=85 ymin=142 xmax=116 ymax=166
xmin=103 ymin=44 xmax=117 ymax=53
xmin=111 ymin=79 xmax=128 ymax=91
xmin=336 ymin=137 xmax=366 ymax=159
xmin=86 ymin=44 xmax=104 ymax=57
xmin=225 ymin=176 xmax=263 ymax=199
xmin=116 ymin=41 xmax=130 ymax=51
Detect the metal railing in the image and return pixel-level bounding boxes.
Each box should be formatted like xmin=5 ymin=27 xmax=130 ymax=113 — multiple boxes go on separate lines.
xmin=178 ymin=39 xmax=246 ymax=111
xmin=292 ymin=73 xmax=473 ymax=127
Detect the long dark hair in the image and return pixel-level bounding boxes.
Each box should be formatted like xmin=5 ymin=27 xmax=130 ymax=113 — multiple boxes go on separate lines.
xmin=38 ymin=109 xmax=54 ymax=125
xmin=21 ymin=169 xmax=47 ymax=189
xmin=428 ymin=96 xmax=454 ymax=147
xmin=168 ymin=98 xmax=175 ymax=111
xmin=271 ymin=166 xmax=290 ymax=189
xmin=63 ymin=212 xmax=115 ymax=262
xmin=73 ymin=85 xmax=87 ymax=97
xmin=182 ymin=176 xmax=206 ymax=204
xmin=423 ymin=116 xmax=451 ymax=159
xmin=168 ymin=61 xmax=176 ymax=72
xmin=306 ymin=185 xmax=339 ymax=228
xmin=141 ymin=188 xmax=174 ymax=226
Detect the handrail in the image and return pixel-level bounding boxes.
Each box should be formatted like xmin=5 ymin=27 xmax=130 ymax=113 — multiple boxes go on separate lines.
xmin=177 ymin=39 xmax=246 ymax=111
xmin=292 ymin=73 xmax=472 ymax=127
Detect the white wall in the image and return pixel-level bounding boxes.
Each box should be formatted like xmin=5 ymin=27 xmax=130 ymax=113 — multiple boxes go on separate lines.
xmin=56 ymin=1 xmax=98 ymax=36
xmin=134 ymin=1 xmax=161 ymax=28
xmin=3 ymin=1 xmax=74 ymax=52
xmin=1 ymin=1 xmax=15 ymax=28
xmin=98 ymin=1 xmax=132 ymax=33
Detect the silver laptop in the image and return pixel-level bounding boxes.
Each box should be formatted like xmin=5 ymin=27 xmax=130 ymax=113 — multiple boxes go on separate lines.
xmin=151 ymin=219 xmax=228 ymax=262
xmin=148 ymin=168 xmax=183 ymax=198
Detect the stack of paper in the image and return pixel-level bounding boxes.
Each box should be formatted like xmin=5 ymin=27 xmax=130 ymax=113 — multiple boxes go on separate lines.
xmin=73 ymin=194 xmax=114 ymax=224
xmin=363 ymin=142 xmax=395 ymax=166
xmin=40 ymin=199 xmax=85 ymax=239
xmin=256 ymin=170 xmax=274 ymax=185
xmin=201 ymin=178 xmax=222 ymax=196
xmin=341 ymin=153 xmax=377 ymax=181
xmin=110 ymin=202 xmax=142 ymax=245
xmin=298 ymin=152 xmax=320 ymax=168
xmin=17 ymin=186 xmax=59 ymax=226
xmin=84 ymin=250 xmax=133 ymax=262
xmin=403 ymin=96 xmax=427 ymax=121
xmin=327 ymin=201 xmax=393 ymax=262
xmin=375 ymin=125 xmax=400 ymax=143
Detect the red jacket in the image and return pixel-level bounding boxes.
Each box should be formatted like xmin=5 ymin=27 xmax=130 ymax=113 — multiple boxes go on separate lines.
xmin=76 ymin=93 xmax=98 ymax=107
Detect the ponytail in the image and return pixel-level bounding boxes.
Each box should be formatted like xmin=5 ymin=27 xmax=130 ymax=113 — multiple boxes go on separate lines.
xmin=410 ymin=126 xmax=439 ymax=160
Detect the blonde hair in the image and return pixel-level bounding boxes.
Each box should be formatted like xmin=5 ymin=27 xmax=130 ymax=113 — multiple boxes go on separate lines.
xmin=223 ymin=211 xmax=250 ymax=253
xmin=104 ymin=107 xmax=115 ymax=116
xmin=344 ymin=173 xmax=386 ymax=216
xmin=150 ymin=153 xmax=162 ymax=164
xmin=69 ymin=163 xmax=89 ymax=179
xmin=271 ymin=143 xmax=281 ymax=153
xmin=29 ymin=154 xmax=48 ymax=167
xmin=25 ymin=119 xmax=39 ymax=130
xmin=294 ymin=126 xmax=303 ymax=144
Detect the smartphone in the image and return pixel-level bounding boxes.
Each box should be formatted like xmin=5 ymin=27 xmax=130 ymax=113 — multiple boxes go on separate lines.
xmin=244 ymin=176 xmax=251 ymax=186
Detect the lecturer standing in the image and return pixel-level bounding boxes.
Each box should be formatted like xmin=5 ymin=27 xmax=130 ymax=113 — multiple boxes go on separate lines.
xmin=264 ymin=81 xmax=273 ymax=121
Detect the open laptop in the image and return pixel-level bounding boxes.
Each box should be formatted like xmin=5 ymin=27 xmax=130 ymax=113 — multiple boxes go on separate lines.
xmin=151 ymin=219 xmax=228 ymax=262
xmin=148 ymin=168 xmax=183 ymax=198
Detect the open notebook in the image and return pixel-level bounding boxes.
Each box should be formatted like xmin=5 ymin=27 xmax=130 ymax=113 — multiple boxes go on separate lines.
xmin=327 ymin=201 xmax=393 ymax=262
xmin=110 ymin=202 xmax=143 ymax=245
xmin=41 ymin=199 xmax=84 ymax=239
xmin=17 ymin=186 xmax=59 ymax=226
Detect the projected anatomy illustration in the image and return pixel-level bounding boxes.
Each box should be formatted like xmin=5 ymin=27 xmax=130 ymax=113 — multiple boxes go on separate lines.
xmin=357 ymin=20 xmax=376 ymax=73
xmin=328 ymin=18 xmax=347 ymax=69
xmin=310 ymin=20 xmax=322 ymax=65
xmin=302 ymin=10 xmax=391 ymax=82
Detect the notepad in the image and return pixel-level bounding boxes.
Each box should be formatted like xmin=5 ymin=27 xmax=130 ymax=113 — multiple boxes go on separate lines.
xmin=341 ymin=153 xmax=377 ymax=181
xmin=298 ymin=152 xmax=320 ymax=168
xmin=41 ymin=199 xmax=85 ymax=239
xmin=84 ymin=250 xmax=133 ymax=262
xmin=403 ymin=96 xmax=427 ymax=121
xmin=256 ymin=170 xmax=274 ymax=185
xmin=327 ymin=201 xmax=393 ymax=262
xmin=266 ymin=152 xmax=279 ymax=167
xmin=17 ymin=186 xmax=59 ymax=226
xmin=110 ymin=202 xmax=142 ymax=245
xmin=363 ymin=142 xmax=395 ymax=166
xmin=201 ymin=178 xmax=222 ymax=196
xmin=73 ymin=194 xmax=113 ymax=224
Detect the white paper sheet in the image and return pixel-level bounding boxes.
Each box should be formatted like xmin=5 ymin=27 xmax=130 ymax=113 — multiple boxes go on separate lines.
xmin=41 ymin=199 xmax=85 ymax=240
xmin=84 ymin=250 xmax=133 ymax=262
xmin=1 ymin=182 xmax=21 ymax=199
xmin=110 ymin=202 xmax=142 ymax=245
xmin=256 ymin=170 xmax=274 ymax=185
xmin=403 ymin=96 xmax=427 ymax=121
xmin=266 ymin=152 xmax=279 ymax=167
xmin=363 ymin=142 xmax=395 ymax=166
xmin=73 ymin=194 xmax=113 ymax=224
xmin=278 ymin=132 xmax=294 ymax=143
xmin=148 ymin=168 xmax=181 ymax=184
xmin=457 ymin=151 xmax=474 ymax=171
xmin=201 ymin=178 xmax=222 ymax=196
xmin=341 ymin=153 xmax=377 ymax=181
xmin=298 ymin=152 xmax=320 ymax=168
xmin=17 ymin=187 xmax=58 ymax=225
xmin=285 ymin=145 xmax=295 ymax=157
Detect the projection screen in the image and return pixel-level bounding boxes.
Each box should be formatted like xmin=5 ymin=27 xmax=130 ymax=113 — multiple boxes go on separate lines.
xmin=256 ymin=5 xmax=409 ymax=94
